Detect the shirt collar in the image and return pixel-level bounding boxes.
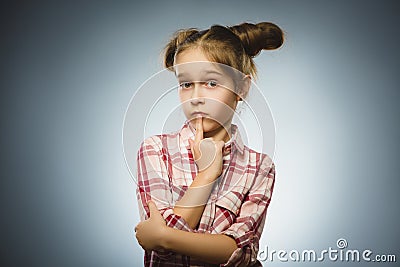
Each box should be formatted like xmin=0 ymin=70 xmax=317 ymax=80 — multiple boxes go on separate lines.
xmin=180 ymin=119 xmax=245 ymax=155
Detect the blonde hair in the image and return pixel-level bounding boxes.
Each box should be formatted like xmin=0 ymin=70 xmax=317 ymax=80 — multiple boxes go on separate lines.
xmin=163 ymin=22 xmax=284 ymax=79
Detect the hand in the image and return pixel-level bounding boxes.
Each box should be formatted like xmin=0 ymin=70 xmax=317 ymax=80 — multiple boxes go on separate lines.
xmin=188 ymin=116 xmax=225 ymax=180
xmin=135 ymin=201 xmax=168 ymax=251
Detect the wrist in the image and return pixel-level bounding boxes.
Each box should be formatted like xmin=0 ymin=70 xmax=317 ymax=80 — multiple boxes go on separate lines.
xmin=197 ymin=170 xmax=218 ymax=183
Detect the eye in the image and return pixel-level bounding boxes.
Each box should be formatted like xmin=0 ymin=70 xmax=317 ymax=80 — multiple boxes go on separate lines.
xmin=204 ymin=80 xmax=218 ymax=88
xmin=179 ymin=82 xmax=193 ymax=90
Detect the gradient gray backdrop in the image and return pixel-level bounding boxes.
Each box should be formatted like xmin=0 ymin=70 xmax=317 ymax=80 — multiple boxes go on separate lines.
xmin=1 ymin=0 xmax=399 ymax=266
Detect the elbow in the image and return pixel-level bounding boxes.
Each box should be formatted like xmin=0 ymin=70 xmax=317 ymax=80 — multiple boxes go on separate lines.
xmin=172 ymin=208 xmax=198 ymax=230
xmin=214 ymin=235 xmax=238 ymax=264
xmin=227 ymin=239 xmax=239 ymax=259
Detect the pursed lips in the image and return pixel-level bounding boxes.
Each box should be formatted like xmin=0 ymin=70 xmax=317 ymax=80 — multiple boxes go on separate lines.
xmin=191 ymin=111 xmax=208 ymax=117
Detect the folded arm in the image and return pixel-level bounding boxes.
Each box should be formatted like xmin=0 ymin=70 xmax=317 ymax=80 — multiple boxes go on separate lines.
xmin=136 ymin=143 xmax=276 ymax=266
xmin=135 ymin=200 xmax=237 ymax=265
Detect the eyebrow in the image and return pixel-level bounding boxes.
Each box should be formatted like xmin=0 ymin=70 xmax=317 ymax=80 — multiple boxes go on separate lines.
xmin=176 ymin=70 xmax=223 ymax=79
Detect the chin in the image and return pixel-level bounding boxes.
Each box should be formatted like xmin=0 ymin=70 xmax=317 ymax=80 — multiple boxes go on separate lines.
xmin=203 ymin=118 xmax=225 ymax=132
xmin=204 ymin=117 xmax=216 ymax=126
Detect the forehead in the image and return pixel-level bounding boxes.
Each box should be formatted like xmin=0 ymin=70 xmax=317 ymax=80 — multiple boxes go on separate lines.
xmin=175 ymin=48 xmax=209 ymax=64
xmin=175 ymin=64 xmax=225 ymax=81
xmin=174 ymin=49 xmax=238 ymax=82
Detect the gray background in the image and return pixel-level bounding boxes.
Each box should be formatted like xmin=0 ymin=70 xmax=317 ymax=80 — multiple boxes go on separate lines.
xmin=1 ymin=0 xmax=399 ymax=266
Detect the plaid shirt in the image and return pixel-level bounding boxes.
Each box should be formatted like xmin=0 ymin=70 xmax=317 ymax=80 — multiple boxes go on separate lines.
xmin=136 ymin=119 xmax=276 ymax=266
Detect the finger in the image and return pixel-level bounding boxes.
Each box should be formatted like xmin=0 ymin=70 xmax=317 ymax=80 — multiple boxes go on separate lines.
xmin=195 ymin=116 xmax=203 ymax=142
xmin=197 ymin=138 xmax=216 ymax=171
xmin=147 ymin=201 xmax=158 ymax=217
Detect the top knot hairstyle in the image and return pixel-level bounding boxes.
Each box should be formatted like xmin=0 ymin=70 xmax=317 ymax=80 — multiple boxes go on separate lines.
xmin=163 ymin=22 xmax=284 ymax=78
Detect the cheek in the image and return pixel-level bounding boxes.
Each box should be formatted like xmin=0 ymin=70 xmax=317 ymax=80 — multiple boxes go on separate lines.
xmin=179 ymin=94 xmax=191 ymax=115
xmin=206 ymin=96 xmax=236 ymax=123
xmin=181 ymin=102 xmax=192 ymax=118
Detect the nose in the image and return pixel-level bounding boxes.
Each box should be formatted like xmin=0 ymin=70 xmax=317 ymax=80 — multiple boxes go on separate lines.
xmin=190 ymin=82 xmax=205 ymax=105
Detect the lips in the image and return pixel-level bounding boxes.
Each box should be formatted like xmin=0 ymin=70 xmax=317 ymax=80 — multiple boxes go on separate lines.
xmin=191 ymin=111 xmax=208 ymax=117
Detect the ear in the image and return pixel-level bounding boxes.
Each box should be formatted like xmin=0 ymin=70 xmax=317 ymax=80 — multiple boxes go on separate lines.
xmin=236 ymin=74 xmax=251 ymax=101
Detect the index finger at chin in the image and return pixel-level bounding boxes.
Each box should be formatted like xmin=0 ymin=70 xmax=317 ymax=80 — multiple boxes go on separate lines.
xmin=195 ymin=116 xmax=203 ymax=141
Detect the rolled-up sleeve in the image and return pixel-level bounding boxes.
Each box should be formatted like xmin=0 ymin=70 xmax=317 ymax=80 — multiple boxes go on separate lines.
xmin=136 ymin=137 xmax=195 ymax=230
xmin=136 ymin=137 xmax=196 ymax=259
xmin=220 ymin=158 xmax=276 ymax=267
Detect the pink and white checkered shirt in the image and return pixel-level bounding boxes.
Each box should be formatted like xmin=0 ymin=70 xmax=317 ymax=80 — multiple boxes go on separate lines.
xmin=136 ymin=119 xmax=276 ymax=266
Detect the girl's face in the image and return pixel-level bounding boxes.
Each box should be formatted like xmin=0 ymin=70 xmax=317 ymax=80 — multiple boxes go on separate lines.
xmin=174 ymin=48 xmax=242 ymax=133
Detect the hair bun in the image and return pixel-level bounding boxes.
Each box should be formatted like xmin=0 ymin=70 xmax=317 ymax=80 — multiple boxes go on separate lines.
xmin=229 ymin=22 xmax=284 ymax=57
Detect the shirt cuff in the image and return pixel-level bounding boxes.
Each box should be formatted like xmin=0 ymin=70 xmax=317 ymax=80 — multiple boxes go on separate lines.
xmin=220 ymin=230 xmax=258 ymax=266
xmin=152 ymin=248 xmax=174 ymax=260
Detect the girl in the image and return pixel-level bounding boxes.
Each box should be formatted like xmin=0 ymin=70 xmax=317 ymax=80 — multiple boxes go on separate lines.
xmin=135 ymin=22 xmax=284 ymax=266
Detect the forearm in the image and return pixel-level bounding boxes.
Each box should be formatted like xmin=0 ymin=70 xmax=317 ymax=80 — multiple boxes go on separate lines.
xmin=161 ymin=227 xmax=237 ymax=264
xmin=173 ymin=172 xmax=216 ymax=229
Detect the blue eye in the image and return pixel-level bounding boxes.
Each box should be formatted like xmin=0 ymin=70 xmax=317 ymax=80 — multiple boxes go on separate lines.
xmin=179 ymin=82 xmax=193 ymax=89
xmin=205 ymin=80 xmax=218 ymax=88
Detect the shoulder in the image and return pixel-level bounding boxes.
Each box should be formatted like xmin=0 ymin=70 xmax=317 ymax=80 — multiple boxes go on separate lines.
xmin=139 ymin=135 xmax=163 ymax=151
xmin=138 ymin=129 xmax=181 ymax=154
xmin=244 ymin=146 xmax=274 ymax=169
xmin=244 ymin=148 xmax=276 ymax=197
xmin=244 ymin=146 xmax=275 ymax=177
